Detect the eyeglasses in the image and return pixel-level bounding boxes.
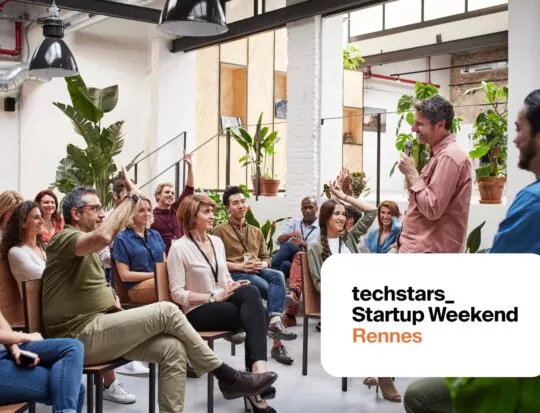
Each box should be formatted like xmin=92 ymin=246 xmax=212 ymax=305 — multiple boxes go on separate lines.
xmin=77 ymin=204 xmax=103 ymax=213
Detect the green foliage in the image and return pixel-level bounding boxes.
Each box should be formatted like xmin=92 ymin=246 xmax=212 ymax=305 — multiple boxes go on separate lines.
xmin=246 ymin=209 xmax=289 ymax=257
xmin=229 ymin=113 xmax=280 ymax=178
xmin=343 ymin=45 xmax=365 ymax=71
xmin=391 ymin=82 xmax=463 ymax=176
xmin=52 ymin=75 xmax=143 ymax=210
xmin=465 ymin=221 xmax=487 ymax=253
xmin=205 ymin=185 xmax=251 ymax=227
xmin=465 ymin=81 xmax=508 ymax=178
xmin=446 ymin=377 xmax=540 ymax=413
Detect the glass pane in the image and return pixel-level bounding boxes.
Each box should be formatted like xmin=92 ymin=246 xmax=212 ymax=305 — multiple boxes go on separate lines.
xmin=424 ymin=0 xmax=465 ymax=20
xmin=385 ymin=0 xmax=422 ymax=29
xmin=225 ymin=0 xmax=254 ymax=23
xmin=349 ymin=5 xmax=383 ymax=37
xmin=468 ymin=0 xmax=507 ymax=11
xmin=265 ymin=0 xmax=286 ymax=12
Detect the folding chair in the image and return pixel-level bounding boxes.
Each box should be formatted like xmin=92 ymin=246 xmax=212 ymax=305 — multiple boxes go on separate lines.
xmin=0 ymin=259 xmax=25 ymax=330
xmin=0 ymin=403 xmax=35 ymax=413
xmin=21 ymin=279 xmax=157 ymax=413
xmin=299 ymin=252 xmax=348 ymax=391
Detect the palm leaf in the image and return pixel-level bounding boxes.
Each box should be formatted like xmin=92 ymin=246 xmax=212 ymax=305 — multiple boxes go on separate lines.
xmin=87 ymin=85 xmax=119 ymax=113
xmin=53 ymin=103 xmax=101 ymax=146
xmin=101 ymin=121 xmax=125 ymax=158
xmin=65 ymin=76 xmax=103 ymax=123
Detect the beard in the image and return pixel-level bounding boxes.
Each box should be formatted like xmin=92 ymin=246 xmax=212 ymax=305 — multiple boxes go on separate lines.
xmin=518 ymin=138 xmax=537 ymax=171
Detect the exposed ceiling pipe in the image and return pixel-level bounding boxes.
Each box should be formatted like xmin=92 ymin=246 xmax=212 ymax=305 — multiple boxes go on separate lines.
xmin=0 ymin=0 xmax=13 ymax=11
xmin=0 ymin=63 xmax=29 ymax=92
xmin=364 ymin=68 xmax=440 ymax=89
xmin=0 ymin=21 xmax=22 ymax=56
xmin=63 ymin=0 xmax=155 ymax=35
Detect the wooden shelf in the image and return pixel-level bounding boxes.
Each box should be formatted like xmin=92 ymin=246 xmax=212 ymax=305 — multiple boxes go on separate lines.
xmin=275 ymin=71 xmax=287 ymax=101
xmin=220 ymin=63 xmax=247 ymax=128
xmin=342 ymin=107 xmax=363 ymax=145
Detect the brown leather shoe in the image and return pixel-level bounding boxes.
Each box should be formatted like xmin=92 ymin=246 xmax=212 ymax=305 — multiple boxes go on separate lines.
xmin=271 ymin=345 xmax=294 ymax=365
xmin=267 ymin=320 xmax=297 ymax=341
xmin=219 ymin=371 xmax=278 ymax=400
xmin=282 ymin=314 xmax=297 ymax=328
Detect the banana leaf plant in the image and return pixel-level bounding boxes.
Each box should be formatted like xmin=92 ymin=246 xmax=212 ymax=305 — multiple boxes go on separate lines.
xmin=51 ymin=75 xmax=143 ymax=210
xmin=390 ymin=82 xmax=462 ymax=176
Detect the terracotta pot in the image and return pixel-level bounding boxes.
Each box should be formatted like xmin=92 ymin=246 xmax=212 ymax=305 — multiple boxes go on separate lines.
xmin=251 ymin=176 xmax=266 ymax=195
xmin=264 ymin=179 xmax=280 ymax=196
xmin=477 ymin=176 xmax=506 ymax=204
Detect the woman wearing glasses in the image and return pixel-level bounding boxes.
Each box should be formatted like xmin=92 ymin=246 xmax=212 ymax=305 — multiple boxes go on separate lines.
xmin=112 ymin=195 xmax=165 ymax=305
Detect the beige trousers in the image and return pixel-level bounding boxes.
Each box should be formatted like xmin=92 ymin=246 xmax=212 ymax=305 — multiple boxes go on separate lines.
xmin=76 ymin=301 xmax=222 ymax=413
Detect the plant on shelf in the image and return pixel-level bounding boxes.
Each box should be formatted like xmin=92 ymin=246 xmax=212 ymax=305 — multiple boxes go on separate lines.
xmin=390 ymin=82 xmax=462 ymax=176
xmin=51 ymin=75 xmax=143 ymax=210
xmin=465 ymin=81 xmax=508 ymax=204
xmin=229 ymin=113 xmax=281 ymax=196
xmin=343 ymin=45 xmax=365 ymax=71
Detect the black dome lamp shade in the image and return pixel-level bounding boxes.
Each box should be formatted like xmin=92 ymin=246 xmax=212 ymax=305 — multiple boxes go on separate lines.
xmin=158 ymin=0 xmax=228 ymax=37
xmin=29 ymin=2 xmax=79 ymax=78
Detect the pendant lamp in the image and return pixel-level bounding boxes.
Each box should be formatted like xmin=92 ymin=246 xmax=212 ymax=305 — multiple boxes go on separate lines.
xmin=158 ymin=0 xmax=228 ymax=37
xmin=29 ymin=2 xmax=79 ymax=78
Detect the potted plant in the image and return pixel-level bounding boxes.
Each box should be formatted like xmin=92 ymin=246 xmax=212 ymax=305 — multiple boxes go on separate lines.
xmin=52 ymin=75 xmax=143 ymax=210
xmin=261 ymin=130 xmax=281 ymax=196
xmin=343 ymin=45 xmax=365 ymax=70
xmin=390 ymin=82 xmax=462 ymax=176
xmin=229 ymin=113 xmax=280 ymax=196
xmin=465 ymin=81 xmax=508 ymax=204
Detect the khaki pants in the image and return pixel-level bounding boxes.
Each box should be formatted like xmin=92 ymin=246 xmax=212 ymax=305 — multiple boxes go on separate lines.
xmin=76 ymin=302 xmax=222 ymax=413
xmin=128 ymin=278 xmax=156 ymax=305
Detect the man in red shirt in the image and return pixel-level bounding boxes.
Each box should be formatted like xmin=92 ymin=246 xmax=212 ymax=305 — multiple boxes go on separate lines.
xmin=151 ymin=153 xmax=194 ymax=254
xmin=398 ymin=95 xmax=472 ymax=253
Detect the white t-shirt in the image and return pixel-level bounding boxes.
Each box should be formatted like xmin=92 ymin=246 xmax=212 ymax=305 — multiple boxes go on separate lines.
xmin=327 ymin=237 xmax=352 ymax=255
xmin=8 ymin=244 xmax=46 ymax=295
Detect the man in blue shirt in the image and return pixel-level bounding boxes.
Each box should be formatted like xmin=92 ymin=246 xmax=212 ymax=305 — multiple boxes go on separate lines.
xmin=403 ymin=89 xmax=540 ymax=413
xmin=271 ymin=197 xmax=319 ymax=279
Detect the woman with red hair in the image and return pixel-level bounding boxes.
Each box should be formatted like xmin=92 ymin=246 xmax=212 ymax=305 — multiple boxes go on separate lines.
xmin=34 ymin=190 xmax=64 ymax=245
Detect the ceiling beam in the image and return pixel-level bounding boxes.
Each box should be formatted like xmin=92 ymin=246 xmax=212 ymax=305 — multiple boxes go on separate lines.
xmin=360 ymin=31 xmax=508 ymax=68
xmin=15 ymin=0 xmax=161 ymax=24
xmin=171 ymin=0 xmax=391 ymax=53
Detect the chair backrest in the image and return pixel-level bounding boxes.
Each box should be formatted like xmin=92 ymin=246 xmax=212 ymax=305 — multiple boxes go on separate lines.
xmin=0 ymin=259 xmax=25 ymax=327
xmin=300 ymin=252 xmax=321 ymax=316
xmin=112 ymin=260 xmax=131 ymax=304
xmin=21 ymin=279 xmax=43 ymax=333
xmin=155 ymin=262 xmax=172 ymax=302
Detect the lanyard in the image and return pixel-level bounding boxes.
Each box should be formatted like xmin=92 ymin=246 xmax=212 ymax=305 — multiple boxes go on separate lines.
xmin=338 ymin=238 xmax=342 ymax=254
xmin=188 ymin=233 xmax=219 ymax=283
xmin=229 ymin=221 xmax=249 ymax=253
xmin=300 ymin=223 xmax=316 ymax=241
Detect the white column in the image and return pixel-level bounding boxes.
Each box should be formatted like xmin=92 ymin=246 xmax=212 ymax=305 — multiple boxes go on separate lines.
xmin=507 ymin=0 xmax=540 ymax=201
xmin=286 ymin=16 xmax=323 ymax=216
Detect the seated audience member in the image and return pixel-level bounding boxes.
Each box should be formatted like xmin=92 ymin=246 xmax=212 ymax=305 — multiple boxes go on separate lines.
xmin=271 ymin=197 xmax=318 ymax=279
xmin=0 ymin=308 xmax=85 ymax=412
xmin=169 ymin=195 xmax=278 ymax=412
xmin=34 ymin=190 xmax=64 ymax=245
xmin=0 ymin=190 xmax=24 ymax=244
xmin=365 ymin=201 xmax=401 ymax=253
xmin=2 ymin=201 xmax=46 ymax=295
xmin=112 ymin=195 xmax=164 ymax=305
xmin=212 ymin=186 xmax=297 ymax=366
xmin=2 ymin=204 xmax=136 ymax=403
xmin=404 ymin=89 xmax=540 ymax=413
xmin=41 ymin=170 xmax=277 ymax=413
xmin=151 ymin=153 xmax=194 ymax=254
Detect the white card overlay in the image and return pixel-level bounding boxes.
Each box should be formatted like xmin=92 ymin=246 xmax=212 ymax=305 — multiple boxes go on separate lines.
xmin=320 ymin=253 xmax=540 ymax=377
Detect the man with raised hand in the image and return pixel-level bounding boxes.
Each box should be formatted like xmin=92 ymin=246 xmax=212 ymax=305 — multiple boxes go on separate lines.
xmin=41 ymin=168 xmax=277 ymax=413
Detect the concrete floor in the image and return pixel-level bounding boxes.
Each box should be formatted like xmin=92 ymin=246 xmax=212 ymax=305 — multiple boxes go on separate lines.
xmin=37 ymin=318 xmax=413 ymax=412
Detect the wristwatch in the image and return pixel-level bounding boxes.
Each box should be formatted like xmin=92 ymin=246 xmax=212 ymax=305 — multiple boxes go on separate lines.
xmin=208 ymin=293 xmax=216 ymax=303
xmin=125 ymin=193 xmax=139 ymax=204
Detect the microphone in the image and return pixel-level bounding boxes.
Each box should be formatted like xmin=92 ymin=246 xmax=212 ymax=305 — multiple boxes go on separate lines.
xmin=404 ymin=141 xmax=413 ymax=157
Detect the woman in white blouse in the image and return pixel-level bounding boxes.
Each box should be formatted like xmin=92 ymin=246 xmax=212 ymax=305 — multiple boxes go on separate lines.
xmin=1 ymin=201 xmax=46 ymax=295
xmin=168 ymin=195 xmax=277 ymax=413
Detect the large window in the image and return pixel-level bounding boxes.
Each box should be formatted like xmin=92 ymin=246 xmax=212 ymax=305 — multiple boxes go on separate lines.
xmin=385 ymin=0 xmax=422 ymax=29
xmin=468 ymin=0 xmax=507 ymax=11
xmin=349 ymin=5 xmax=383 ymax=37
xmin=424 ymin=0 xmax=465 ymax=20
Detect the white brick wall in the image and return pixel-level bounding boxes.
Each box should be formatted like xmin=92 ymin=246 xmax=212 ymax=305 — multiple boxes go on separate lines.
xmin=286 ymin=16 xmax=322 ymax=217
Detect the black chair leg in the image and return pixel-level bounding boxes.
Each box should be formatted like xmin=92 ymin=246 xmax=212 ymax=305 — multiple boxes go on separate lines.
xmin=86 ymin=374 xmax=94 ymax=413
xmin=28 ymin=402 xmax=36 ymax=413
xmin=231 ymin=343 xmax=236 ymax=356
xmin=302 ymin=316 xmax=309 ymax=375
xmin=342 ymin=377 xmax=348 ymax=392
xmin=149 ymin=363 xmax=157 ymax=413
xmin=95 ymin=372 xmax=103 ymax=413
xmin=207 ymin=340 xmax=214 ymax=413
xmin=243 ymin=396 xmax=250 ymax=412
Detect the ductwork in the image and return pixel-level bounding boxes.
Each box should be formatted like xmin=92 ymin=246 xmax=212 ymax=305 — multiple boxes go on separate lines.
xmin=0 ymin=63 xmax=28 ymax=92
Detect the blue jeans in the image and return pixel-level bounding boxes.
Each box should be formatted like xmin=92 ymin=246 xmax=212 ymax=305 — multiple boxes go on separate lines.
xmin=231 ymin=268 xmax=286 ymax=317
xmin=0 ymin=338 xmax=85 ymax=413
xmin=271 ymin=242 xmax=302 ymax=279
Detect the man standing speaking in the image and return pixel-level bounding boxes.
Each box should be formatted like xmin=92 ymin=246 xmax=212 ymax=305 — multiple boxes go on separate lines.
xmin=398 ymin=95 xmax=472 ymax=253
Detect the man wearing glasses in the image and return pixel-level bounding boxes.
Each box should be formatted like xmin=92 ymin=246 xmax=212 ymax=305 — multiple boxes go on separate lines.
xmin=41 ymin=169 xmax=278 ymax=413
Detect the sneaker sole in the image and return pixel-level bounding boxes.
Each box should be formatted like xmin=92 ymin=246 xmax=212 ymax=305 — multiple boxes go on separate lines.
xmin=103 ymin=397 xmax=137 ymax=404
xmin=221 ymin=374 xmax=278 ymax=400
xmin=284 ymin=296 xmax=299 ymax=306
xmin=267 ymin=331 xmax=298 ymax=341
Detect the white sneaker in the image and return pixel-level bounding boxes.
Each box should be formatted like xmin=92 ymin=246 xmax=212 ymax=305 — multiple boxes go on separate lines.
xmin=116 ymin=361 xmax=149 ymax=376
xmin=103 ymin=380 xmax=136 ymax=404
